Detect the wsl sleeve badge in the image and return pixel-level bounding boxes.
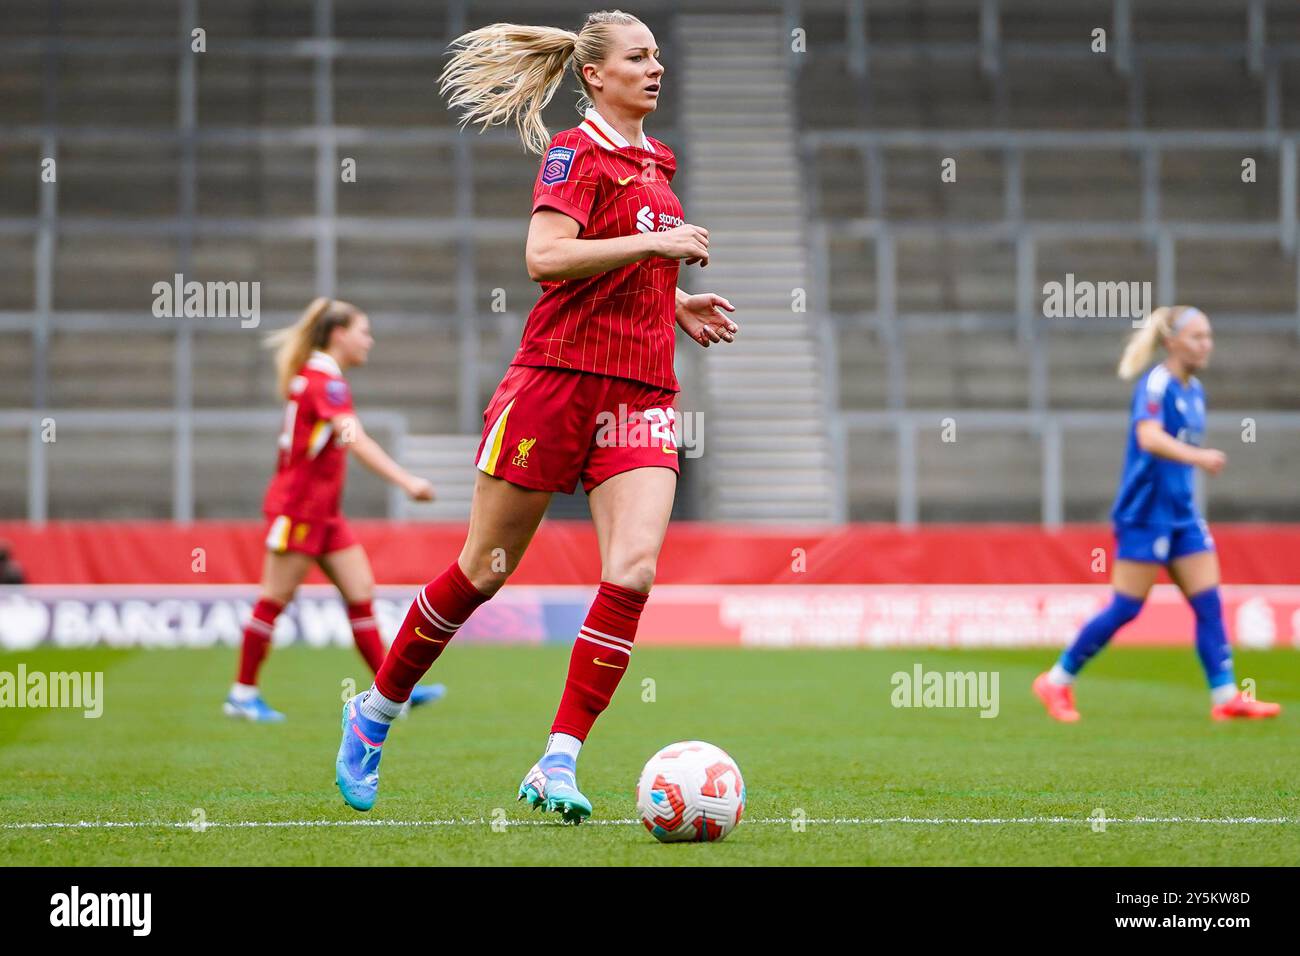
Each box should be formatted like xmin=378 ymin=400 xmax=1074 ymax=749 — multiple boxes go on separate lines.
xmin=541 ymin=145 xmax=576 ymax=185
xmin=325 ymin=380 xmax=350 ymax=406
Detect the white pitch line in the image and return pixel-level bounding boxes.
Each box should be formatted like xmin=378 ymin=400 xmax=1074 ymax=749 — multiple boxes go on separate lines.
xmin=0 ymin=816 xmax=1293 ymax=831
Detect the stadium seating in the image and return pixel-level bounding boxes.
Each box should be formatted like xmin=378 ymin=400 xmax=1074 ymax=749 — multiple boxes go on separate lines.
xmin=1 ymin=0 xmax=1298 ymax=523
xmin=798 ymin=0 xmax=1300 ymax=522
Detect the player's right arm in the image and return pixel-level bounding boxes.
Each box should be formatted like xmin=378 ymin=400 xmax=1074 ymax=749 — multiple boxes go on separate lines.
xmin=525 ymin=131 xmax=708 ymax=281
xmin=1131 ymin=369 xmax=1225 ymax=473
xmin=525 ymin=212 xmax=708 ymax=281
xmin=1135 ymin=419 xmax=1225 ymax=474
xmin=334 ymin=412 xmax=435 ymax=501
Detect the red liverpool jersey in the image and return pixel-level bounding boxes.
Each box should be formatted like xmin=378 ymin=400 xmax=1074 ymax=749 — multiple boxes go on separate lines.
xmin=513 ymin=107 xmax=684 ymax=392
xmin=262 ymin=350 xmax=356 ymax=519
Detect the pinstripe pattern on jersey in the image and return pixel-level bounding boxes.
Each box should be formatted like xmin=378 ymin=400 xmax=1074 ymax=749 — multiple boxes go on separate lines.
xmin=517 ymin=109 xmax=682 ymax=393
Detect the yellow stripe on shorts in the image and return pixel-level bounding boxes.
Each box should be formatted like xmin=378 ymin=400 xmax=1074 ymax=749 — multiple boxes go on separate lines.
xmin=477 ymin=398 xmax=515 ymax=475
xmin=265 ymin=515 xmax=292 ymax=553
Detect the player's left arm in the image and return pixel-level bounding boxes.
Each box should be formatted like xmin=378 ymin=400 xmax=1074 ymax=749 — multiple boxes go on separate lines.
xmin=675 ymin=287 xmax=738 ymax=348
xmin=335 ymin=413 xmax=435 ymax=501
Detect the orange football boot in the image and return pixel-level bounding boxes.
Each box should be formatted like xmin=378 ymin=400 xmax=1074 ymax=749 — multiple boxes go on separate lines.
xmin=1033 ymin=672 xmax=1081 ymax=723
xmin=1211 ymin=691 xmax=1281 ymax=721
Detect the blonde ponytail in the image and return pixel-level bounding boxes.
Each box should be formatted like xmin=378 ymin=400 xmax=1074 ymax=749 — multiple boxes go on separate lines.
xmin=1117 ymin=305 xmax=1204 ymax=380
xmin=440 ymin=10 xmax=644 ymax=155
xmin=265 ymin=297 xmax=361 ymax=398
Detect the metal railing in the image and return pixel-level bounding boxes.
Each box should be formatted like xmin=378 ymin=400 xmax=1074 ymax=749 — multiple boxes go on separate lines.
xmin=5 ymin=1 xmax=1299 ymax=525
xmin=800 ymin=129 xmax=1300 ymax=434
xmin=803 ymin=130 xmax=1300 ymax=343
xmin=0 ymin=408 xmax=409 ymax=524
xmin=6 ymin=406 xmax=1295 ymax=526
xmin=0 ymin=0 xmax=683 ymax=521
xmin=787 ymin=0 xmax=1293 ymax=97
xmin=835 ymin=409 xmax=1300 ymax=527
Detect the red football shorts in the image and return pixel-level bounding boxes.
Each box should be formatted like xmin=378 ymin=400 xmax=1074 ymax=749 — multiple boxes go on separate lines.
xmin=475 ymin=365 xmax=682 ymax=493
xmin=262 ymin=512 xmax=357 ymax=557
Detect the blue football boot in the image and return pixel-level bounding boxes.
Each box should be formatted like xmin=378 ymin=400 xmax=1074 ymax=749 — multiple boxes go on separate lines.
xmin=518 ymin=753 xmax=592 ymax=824
xmin=335 ymin=693 xmax=390 ymax=811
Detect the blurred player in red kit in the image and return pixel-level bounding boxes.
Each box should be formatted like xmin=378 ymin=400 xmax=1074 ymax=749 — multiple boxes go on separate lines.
xmin=225 ymin=297 xmax=441 ymax=722
xmin=335 ymin=10 xmax=739 ymax=821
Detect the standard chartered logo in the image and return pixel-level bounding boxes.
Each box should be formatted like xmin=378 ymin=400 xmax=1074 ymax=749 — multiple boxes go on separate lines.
xmin=636 ymin=205 xmax=685 ymax=233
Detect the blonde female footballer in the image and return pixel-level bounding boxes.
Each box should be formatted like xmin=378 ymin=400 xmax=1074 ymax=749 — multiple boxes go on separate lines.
xmin=227 ymin=298 xmax=441 ymax=722
xmin=335 ymin=10 xmax=740 ymax=821
xmin=1034 ymin=306 xmax=1281 ymax=723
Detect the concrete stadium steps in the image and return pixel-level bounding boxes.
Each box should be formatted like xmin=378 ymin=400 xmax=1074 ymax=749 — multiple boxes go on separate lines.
xmin=829 ymin=236 xmax=1019 ymax=315
xmin=1023 ymin=151 xmax=1145 ymax=221
xmin=8 ymin=1 xmax=1300 ymax=523
xmin=1176 ymin=241 xmax=1298 ymax=314
xmin=186 ymin=327 xmax=468 ymax=426
xmin=797 ymin=18 xmax=1286 ymax=132
xmin=196 ymin=429 xmax=391 ymax=520
xmin=1203 ymin=429 xmax=1300 ymax=520
xmin=53 ymin=237 xmax=177 ymax=311
xmin=338 ymin=330 xmax=462 ymax=435
xmin=31 ymin=324 xmax=478 ymax=435
xmin=826 ymin=235 xmax=876 ymax=313
xmin=1035 ymin=239 xmax=1158 ymax=290
xmin=335 ymin=241 xmax=459 ymax=313
xmin=833 ymin=324 xmax=892 ymax=409
xmin=681 ymin=11 xmax=839 ymax=523
xmin=43 ymin=429 xmax=174 ymax=519
xmin=193 ymin=428 xmax=284 ymax=519
xmin=834 ymin=234 xmax=1294 ymax=325
xmin=846 ymin=419 xmax=1300 ymax=524
xmin=895 ymin=237 xmax=1017 ymax=312
xmin=47 ymin=331 xmax=175 ymax=407
xmin=189 ymin=332 xmax=279 ymax=407
xmin=197 ymin=143 xmax=318 ymax=218
xmin=880 ymin=149 xmax=1007 ymax=222
xmin=846 ymin=427 xmax=1052 ymax=523
xmin=1042 ymin=332 xmax=1134 ymax=409
xmin=0 ymin=334 xmax=34 ymax=406
xmin=902 ymin=329 xmax=1031 ymax=407
xmin=844 ymin=428 xmax=900 ymax=521
xmin=56 ymin=54 xmax=178 ymax=127
xmin=809 ymin=146 xmax=870 ymax=220
xmin=0 ymin=425 xmax=26 ymax=515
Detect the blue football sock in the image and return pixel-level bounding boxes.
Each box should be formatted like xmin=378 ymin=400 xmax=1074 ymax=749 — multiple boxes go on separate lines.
xmin=1059 ymin=592 xmax=1145 ymax=675
xmin=1188 ymin=586 xmax=1235 ymax=691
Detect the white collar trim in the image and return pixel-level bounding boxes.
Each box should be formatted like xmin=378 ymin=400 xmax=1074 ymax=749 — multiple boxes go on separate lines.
xmin=580 ymin=107 xmax=654 ymax=153
xmin=307 ymin=350 xmax=341 ymax=376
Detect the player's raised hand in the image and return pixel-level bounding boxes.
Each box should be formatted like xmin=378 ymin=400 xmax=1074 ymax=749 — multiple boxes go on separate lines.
xmin=653 ymin=224 xmax=710 ymax=267
xmin=676 ymin=293 xmax=737 ymax=348
xmin=405 ymin=476 xmax=436 ymax=501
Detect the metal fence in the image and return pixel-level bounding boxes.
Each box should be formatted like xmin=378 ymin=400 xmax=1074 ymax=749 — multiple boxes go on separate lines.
xmin=836 ymin=409 xmax=1300 ymax=526
xmin=4 ymin=1 xmax=1298 ymax=524
xmin=0 ymin=0 xmax=681 ymax=521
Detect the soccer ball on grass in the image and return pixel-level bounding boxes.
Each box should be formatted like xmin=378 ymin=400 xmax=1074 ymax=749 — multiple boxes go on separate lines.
xmin=636 ymin=740 xmax=745 ymax=843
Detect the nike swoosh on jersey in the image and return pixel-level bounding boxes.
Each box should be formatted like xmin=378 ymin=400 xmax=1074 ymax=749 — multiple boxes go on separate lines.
xmin=617 ymin=174 xmax=637 ymax=185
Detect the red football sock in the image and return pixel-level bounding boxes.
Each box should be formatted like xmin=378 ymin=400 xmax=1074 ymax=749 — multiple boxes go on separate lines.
xmin=550 ymin=581 xmax=648 ymax=740
xmin=348 ymin=600 xmax=386 ymax=674
xmin=237 ymin=597 xmax=284 ymax=686
xmin=374 ymin=561 xmax=490 ymax=703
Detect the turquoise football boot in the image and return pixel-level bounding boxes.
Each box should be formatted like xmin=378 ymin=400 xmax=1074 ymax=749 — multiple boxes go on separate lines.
xmin=517 ymin=753 xmax=592 ymax=825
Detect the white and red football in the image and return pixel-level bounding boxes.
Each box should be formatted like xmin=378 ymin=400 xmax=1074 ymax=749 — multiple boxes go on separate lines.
xmin=636 ymin=741 xmax=745 ymax=843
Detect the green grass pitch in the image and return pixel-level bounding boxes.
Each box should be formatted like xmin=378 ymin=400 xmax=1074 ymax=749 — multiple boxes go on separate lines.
xmin=1 ymin=644 xmax=1296 ymax=865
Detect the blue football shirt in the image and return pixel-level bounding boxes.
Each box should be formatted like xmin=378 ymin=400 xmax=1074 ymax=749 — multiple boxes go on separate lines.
xmin=1111 ymin=363 xmax=1206 ymax=527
